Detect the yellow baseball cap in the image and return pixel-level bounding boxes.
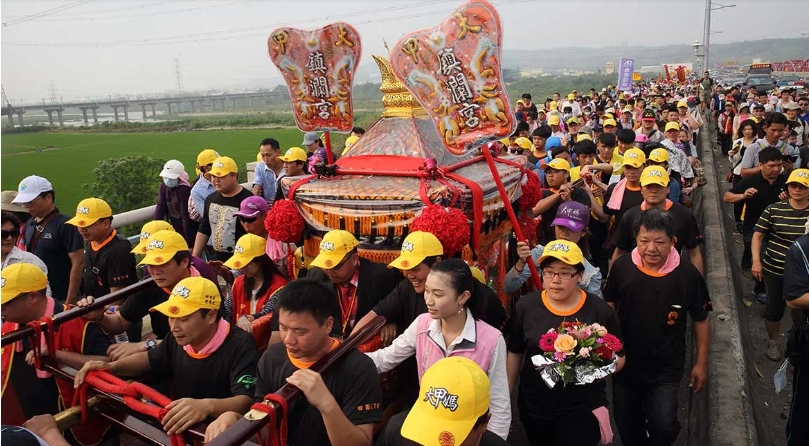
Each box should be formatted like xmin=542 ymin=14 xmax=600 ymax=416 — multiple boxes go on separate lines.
xmin=1 ymin=263 xmax=48 ymax=304
xmin=640 ymin=165 xmax=670 ymax=187
xmin=470 ymin=266 xmax=486 ymax=285
xmin=345 ymin=135 xmax=360 ymax=147
xmin=223 ymin=234 xmax=267 ymax=270
xmin=540 ymin=158 xmax=571 ymax=172
xmin=310 ymin=230 xmax=359 ymax=269
xmin=209 ymin=156 xmax=239 ymax=177
xmin=256 ymin=152 xmax=263 ymax=163
xmin=621 ymin=148 xmax=646 ymax=169
xmin=664 ymin=122 xmax=680 ymax=132
xmin=576 ymin=134 xmax=593 ymax=142
xmin=548 ymin=115 xmax=561 ymax=126
xmin=549 ymin=101 xmax=558 ymax=110
xmin=66 ymin=198 xmax=112 ymax=228
xmin=197 ymin=149 xmax=220 ymax=167
xmin=677 ymin=100 xmax=688 ymax=108
xmin=603 ymin=113 xmax=615 ymax=120
xmin=388 ymin=231 xmax=444 ymax=270
xmin=566 ymin=116 xmax=580 ymax=125
xmin=401 ymin=357 xmax=490 ymax=446
xmin=514 ymin=137 xmax=532 ymax=150
xmin=138 ymin=230 xmax=189 ymax=266
xmin=537 ymin=239 xmax=585 ymax=268
xmin=648 ymin=148 xmax=670 ymax=163
xmin=567 ymin=93 xmax=575 ymax=100
xmin=603 ymin=118 xmax=617 ymax=127
xmin=786 ymin=168 xmax=809 ymax=187
xmin=150 ymin=277 xmax=221 ymax=318
xmin=279 ymin=147 xmax=308 ymax=163
xmin=131 ymin=220 xmax=175 ymax=254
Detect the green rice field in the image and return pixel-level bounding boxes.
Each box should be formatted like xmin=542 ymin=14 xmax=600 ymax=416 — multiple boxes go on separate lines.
xmin=1 ymin=129 xmax=306 ymax=213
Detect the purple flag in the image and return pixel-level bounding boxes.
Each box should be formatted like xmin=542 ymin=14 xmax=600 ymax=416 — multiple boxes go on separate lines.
xmin=617 ymin=58 xmax=635 ymax=91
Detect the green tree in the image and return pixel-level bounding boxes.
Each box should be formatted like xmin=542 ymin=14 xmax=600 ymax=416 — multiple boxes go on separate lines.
xmin=85 ymin=155 xmax=166 ymax=236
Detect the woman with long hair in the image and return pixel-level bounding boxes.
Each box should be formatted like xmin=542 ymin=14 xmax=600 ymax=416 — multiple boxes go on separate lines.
xmin=223 ymin=233 xmax=287 ymax=351
xmin=729 ymin=119 xmax=760 ymax=233
xmin=365 ymin=258 xmax=511 ymax=440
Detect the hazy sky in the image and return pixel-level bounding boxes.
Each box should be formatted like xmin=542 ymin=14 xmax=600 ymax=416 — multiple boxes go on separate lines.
xmin=2 ymin=0 xmax=806 ymax=103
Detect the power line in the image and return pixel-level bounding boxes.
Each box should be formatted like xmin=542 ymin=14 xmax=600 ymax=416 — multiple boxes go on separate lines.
xmin=0 ymin=0 xmax=484 ymax=47
xmin=2 ymin=0 xmax=96 ymax=28
xmin=16 ymin=0 xmax=268 ymax=22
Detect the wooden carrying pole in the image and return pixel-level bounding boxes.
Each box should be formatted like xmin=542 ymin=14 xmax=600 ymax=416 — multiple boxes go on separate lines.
xmin=481 ymin=145 xmax=543 ymax=291
xmin=1 ymin=278 xmax=155 ymax=347
xmin=207 ymin=315 xmax=387 ymax=446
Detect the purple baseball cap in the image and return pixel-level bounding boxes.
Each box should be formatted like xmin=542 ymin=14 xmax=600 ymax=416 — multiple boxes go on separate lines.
xmin=551 ymin=201 xmax=590 ymax=232
xmin=235 ymin=196 xmax=269 ymax=218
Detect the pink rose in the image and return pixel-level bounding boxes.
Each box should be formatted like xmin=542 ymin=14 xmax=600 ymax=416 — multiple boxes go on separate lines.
xmin=590 ymin=323 xmax=608 ymax=337
xmin=576 ymin=326 xmax=592 ymax=340
xmin=579 ymin=347 xmax=591 ymax=358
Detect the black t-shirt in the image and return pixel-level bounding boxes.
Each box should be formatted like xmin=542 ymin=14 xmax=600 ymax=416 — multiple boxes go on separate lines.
xmin=147 ymin=327 xmax=258 ymax=401
xmin=604 ymin=255 xmax=711 ymax=383
xmin=256 ymin=344 xmax=383 ymax=446
xmin=507 ymin=290 xmax=621 ymax=419
xmin=539 ymin=188 xmax=592 ymax=244
xmin=198 ymin=188 xmax=253 ymax=258
xmin=23 ymin=209 xmax=84 ymax=301
xmin=377 ymin=411 xmax=509 ymax=446
xmin=373 ymin=278 xmax=507 ymax=333
xmin=603 ymin=183 xmax=644 ymax=226
xmin=729 ymin=173 xmax=787 ymax=234
xmin=613 ymin=202 xmax=701 ymax=252
xmin=8 ymin=302 xmax=110 ymax=419
xmin=785 ymin=234 xmax=809 ymax=318
xmin=119 ymin=281 xmax=171 ymax=339
xmin=84 ymin=232 xmax=138 ymax=298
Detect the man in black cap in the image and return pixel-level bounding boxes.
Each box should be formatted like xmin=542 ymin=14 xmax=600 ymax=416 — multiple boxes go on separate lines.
xmin=636 ymin=109 xmax=664 ymax=143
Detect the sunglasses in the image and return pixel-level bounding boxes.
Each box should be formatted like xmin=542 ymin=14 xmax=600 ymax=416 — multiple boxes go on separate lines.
xmin=238 ymin=216 xmax=258 ymax=224
xmin=2 ymin=229 xmax=20 ymax=239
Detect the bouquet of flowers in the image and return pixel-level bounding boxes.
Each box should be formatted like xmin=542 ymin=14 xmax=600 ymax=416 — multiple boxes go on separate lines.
xmin=531 ymin=320 xmax=623 ymax=388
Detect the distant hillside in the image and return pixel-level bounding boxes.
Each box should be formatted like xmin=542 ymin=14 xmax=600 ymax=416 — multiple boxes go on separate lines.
xmin=502 ymin=37 xmax=809 ymax=71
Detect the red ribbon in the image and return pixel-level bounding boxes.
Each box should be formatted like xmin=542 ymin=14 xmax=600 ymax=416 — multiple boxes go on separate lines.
xmin=250 ymin=394 xmax=289 ymax=446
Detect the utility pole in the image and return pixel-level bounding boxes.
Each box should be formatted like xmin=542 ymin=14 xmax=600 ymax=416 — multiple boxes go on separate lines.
xmin=703 ymin=0 xmax=736 ymax=73
xmin=173 ymin=57 xmax=184 ymax=96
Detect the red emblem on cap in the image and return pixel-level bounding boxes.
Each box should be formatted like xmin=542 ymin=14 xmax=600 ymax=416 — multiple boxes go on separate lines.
xmin=400 ymin=260 xmax=410 ymax=268
xmin=234 ymin=261 xmax=241 ymax=267
xmin=78 ymin=220 xmax=85 ymax=226
xmin=438 ymin=431 xmax=455 ymax=446
xmin=154 ymin=256 xmax=163 ymax=263
xmin=168 ymin=306 xmax=180 ymax=315
xmin=324 ymin=259 xmax=333 ymax=268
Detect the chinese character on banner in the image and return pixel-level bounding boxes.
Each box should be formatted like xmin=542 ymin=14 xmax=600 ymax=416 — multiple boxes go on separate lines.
xmin=267 ymin=23 xmax=362 ymax=132
xmin=616 ymin=58 xmax=635 ymax=91
xmin=390 ymin=0 xmax=514 ymax=155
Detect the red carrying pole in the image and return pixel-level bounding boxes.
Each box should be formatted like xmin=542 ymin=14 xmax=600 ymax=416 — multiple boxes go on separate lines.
xmin=481 ymin=145 xmax=542 ymax=291
xmin=323 ymin=131 xmax=334 ymax=164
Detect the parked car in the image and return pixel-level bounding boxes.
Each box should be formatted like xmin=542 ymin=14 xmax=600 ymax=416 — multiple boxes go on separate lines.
xmin=777 ymin=74 xmax=804 ymax=87
xmin=743 ymin=75 xmax=776 ymax=94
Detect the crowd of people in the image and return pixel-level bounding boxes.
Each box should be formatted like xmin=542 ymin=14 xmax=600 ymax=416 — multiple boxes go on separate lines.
xmin=1 ymin=73 xmax=809 ymax=446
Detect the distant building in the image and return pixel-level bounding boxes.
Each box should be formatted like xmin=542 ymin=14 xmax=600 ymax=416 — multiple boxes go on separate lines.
xmin=606 ymin=62 xmax=615 ymax=75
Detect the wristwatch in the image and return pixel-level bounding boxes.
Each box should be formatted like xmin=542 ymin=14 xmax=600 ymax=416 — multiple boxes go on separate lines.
xmin=145 ymin=339 xmax=157 ymax=351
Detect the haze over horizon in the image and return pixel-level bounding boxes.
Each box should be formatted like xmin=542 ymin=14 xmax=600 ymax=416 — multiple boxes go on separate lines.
xmin=2 ymin=0 xmax=807 ymax=103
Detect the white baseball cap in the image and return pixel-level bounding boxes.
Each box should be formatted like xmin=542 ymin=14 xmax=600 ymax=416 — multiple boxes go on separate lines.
xmin=159 ymin=160 xmax=185 ymax=179
xmin=11 ymin=175 xmax=53 ymax=204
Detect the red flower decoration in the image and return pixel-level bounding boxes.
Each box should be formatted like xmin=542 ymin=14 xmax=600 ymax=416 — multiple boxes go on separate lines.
xmin=265 ymin=199 xmax=305 ymax=243
xmin=411 ymin=204 xmax=470 ymax=256
xmin=539 ymin=331 xmax=558 ymax=352
xmin=517 ymin=171 xmax=542 ymax=210
xmin=594 ymin=345 xmax=613 ymax=360
xmin=601 ymin=333 xmax=623 ymax=352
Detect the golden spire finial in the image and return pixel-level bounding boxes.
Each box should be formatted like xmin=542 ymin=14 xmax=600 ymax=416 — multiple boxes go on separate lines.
xmin=371 ymin=54 xmax=425 ymax=117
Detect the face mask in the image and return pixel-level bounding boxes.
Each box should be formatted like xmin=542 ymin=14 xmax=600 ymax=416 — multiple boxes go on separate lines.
xmin=163 ymin=177 xmax=179 ymax=188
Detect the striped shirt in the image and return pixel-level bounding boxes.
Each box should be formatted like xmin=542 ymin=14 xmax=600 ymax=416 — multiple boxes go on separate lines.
xmin=755 ymin=201 xmax=809 ymax=275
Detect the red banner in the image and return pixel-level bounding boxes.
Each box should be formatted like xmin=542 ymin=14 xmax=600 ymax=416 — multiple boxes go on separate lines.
xmin=389 ymin=0 xmax=514 ymax=155
xmin=268 ymin=23 xmax=362 ymax=132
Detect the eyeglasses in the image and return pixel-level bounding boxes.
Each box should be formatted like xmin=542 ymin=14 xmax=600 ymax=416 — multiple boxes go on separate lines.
xmin=2 ymin=229 xmax=20 ymax=239
xmin=238 ymin=216 xmax=258 ymax=224
xmin=20 ymin=195 xmax=43 ymax=208
xmin=326 ymin=252 xmax=356 ymax=271
xmin=541 ymin=270 xmax=578 ymax=280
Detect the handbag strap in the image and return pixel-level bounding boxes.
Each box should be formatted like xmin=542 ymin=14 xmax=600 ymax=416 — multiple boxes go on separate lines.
xmin=27 ymin=209 xmax=59 ymax=253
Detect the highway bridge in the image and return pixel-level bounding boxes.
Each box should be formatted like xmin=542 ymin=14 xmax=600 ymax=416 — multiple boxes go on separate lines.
xmin=0 ymin=90 xmax=287 ymax=127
